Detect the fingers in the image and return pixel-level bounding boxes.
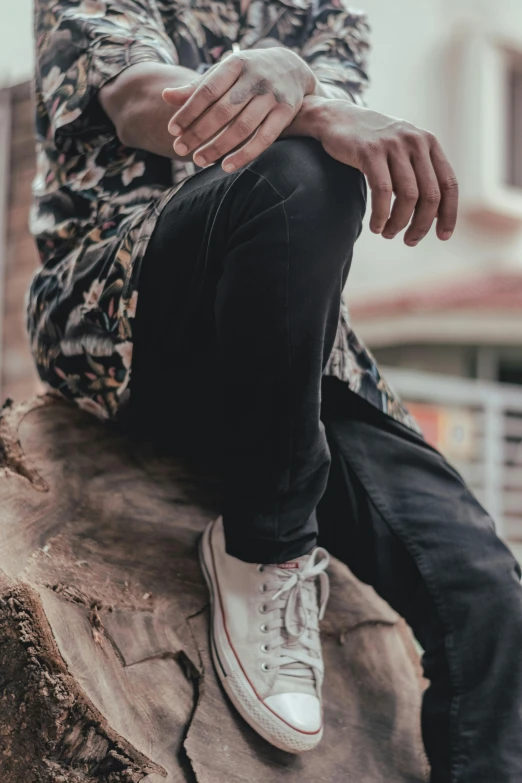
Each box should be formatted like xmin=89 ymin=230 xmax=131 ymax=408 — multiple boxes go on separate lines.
xmin=430 ymin=139 xmax=459 ymax=240
xmin=172 ymin=85 xmax=264 ymax=161
xmin=167 ymin=56 xmax=244 ymax=136
xmin=362 ymin=153 xmax=393 ymax=234
xmin=402 ymin=149 xmax=441 ymax=246
xmin=367 ymin=132 xmax=458 ymax=245
xmin=162 ymin=82 xmax=199 ymax=107
xmin=191 ymin=95 xmax=275 ymax=167
xmin=220 ymin=108 xmax=291 ymax=171
xmin=382 ymin=151 xmax=419 ymax=241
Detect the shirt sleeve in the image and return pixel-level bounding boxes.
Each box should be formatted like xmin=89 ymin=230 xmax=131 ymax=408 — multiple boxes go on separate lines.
xmin=35 ymin=0 xmax=179 ymax=141
xmin=299 ymin=0 xmax=370 ymax=105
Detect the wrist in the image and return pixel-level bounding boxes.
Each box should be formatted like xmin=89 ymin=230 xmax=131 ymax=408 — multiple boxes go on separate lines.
xmin=304 ymin=64 xmax=320 ymax=97
xmin=314 ymin=81 xmax=356 ymax=102
xmin=291 ymin=95 xmax=333 ymax=140
xmin=313 ymin=82 xmax=327 ymax=99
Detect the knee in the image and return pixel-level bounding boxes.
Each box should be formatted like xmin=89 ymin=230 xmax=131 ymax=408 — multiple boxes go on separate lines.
xmin=248 ymin=137 xmax=367 ymax=223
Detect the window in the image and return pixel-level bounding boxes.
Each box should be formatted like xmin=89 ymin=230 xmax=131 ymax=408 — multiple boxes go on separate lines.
xmin=507 ymin=61 xmax=522 ymax=190
xmin=498 ymin=358 xmax=522 ymax=387
xmin=453 ymin=33 xmax=522 ymax=225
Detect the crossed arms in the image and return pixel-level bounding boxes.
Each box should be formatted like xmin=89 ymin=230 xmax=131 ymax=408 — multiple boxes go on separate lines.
xmin=35 ymin=0 xmax=457 ymax=246
xmin=100 ymin=47 xmax=458 ymax=246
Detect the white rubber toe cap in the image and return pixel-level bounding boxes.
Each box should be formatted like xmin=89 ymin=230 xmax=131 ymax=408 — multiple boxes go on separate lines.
xmin=264 ymin=693 xmax=322 ymax=733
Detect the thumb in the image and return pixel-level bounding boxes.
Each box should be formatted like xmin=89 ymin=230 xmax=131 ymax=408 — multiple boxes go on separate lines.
xmin=162 ymin=82 xmax=198 ymax=105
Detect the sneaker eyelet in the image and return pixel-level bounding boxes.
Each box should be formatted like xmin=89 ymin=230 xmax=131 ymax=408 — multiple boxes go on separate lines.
xmin=260 ymin=623 xmax=269 ymax=633
xmin=256 ymin=564 xmax=265 ymax=573
xmin=261 ymin=662 xmax=271 ymax=672
xmin=259 ymin=584 xmax=267 ymax=593
xmin=258 ymin=604 xmax=268 ymax=614
xmin=260 ymin=643 xmax=270 ymax=653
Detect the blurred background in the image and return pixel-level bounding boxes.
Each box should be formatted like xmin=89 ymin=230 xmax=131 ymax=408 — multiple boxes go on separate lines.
xmin=0 ymin=0 xmax=521 ymax=553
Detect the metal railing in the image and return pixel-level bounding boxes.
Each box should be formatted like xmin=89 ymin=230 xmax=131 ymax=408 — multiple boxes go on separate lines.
xmin=383 ymin=366 xmax=522 ymax=540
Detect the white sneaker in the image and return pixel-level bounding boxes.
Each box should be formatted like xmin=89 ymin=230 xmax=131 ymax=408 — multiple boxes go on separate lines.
xmin=199 ymin=516 xmax=330 ymax=753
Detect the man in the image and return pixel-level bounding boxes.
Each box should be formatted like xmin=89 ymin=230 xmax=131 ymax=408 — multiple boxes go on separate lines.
xmin=29 ymin=0 xmax=522 ymax=778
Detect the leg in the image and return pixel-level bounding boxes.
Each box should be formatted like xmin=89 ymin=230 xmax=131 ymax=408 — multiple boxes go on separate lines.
xmin=319 ymin=377 xmax=522 ymax=782
xmin=129 ymin=137 xmax=366 ymax=563
xmin=129 ymin=138 xmax=367 ymax=754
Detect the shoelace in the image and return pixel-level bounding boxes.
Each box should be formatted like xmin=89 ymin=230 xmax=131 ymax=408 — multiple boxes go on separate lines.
xmin=260 ymin=547 xmax=330 ymax=682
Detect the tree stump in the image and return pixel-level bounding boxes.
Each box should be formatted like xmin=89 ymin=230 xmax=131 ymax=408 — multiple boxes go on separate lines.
xmin=0 ymin=395 xmax=428 ymax=783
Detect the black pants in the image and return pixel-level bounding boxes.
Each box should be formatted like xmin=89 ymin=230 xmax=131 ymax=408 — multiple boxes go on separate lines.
xmin=130 ymin=137 xmax=367 ymax=563
xmin=128 ymin=138 xmax=522 ymax=781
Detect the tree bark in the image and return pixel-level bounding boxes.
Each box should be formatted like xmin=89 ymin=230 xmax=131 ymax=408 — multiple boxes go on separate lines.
xmin=0 ymin=395 xmax=428 ymax=783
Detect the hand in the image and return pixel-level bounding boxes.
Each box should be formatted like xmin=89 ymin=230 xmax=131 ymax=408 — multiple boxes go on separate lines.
xmin=315 ymin=100 xmax=459 ymax=245
xmin=162 ymin=48 xmax=317 ymax=171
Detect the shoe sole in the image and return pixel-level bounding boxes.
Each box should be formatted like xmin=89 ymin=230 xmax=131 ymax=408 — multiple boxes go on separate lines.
xmin=198 ymin=520 xmax=323 ymax=754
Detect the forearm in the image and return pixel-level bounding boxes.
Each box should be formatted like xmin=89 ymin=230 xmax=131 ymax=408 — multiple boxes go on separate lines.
xmin=98 ymin=52 xmax=351 ymax=160
xmin=99 ymin=62 xmax=199 ymax=158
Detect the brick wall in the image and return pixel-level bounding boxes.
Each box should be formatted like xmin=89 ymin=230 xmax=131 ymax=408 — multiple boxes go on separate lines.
xmin=2 ymin=81 xmax=42 ymax=403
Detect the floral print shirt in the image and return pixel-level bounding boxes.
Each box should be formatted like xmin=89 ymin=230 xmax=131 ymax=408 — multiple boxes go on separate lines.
xmin=28 ymin=0 xmax=419 ymax=432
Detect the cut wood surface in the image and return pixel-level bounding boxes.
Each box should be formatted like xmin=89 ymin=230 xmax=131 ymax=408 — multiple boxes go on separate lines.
xmin=0 ymin=395 xmax=429 ymax=783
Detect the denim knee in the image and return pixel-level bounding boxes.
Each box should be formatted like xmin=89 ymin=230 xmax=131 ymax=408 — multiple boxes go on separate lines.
xmin=247 ymin=137 xmax=367 ymax=220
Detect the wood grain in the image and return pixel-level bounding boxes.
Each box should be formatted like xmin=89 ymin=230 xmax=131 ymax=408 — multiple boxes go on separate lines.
xmin=0 ymin=395 xmax=428 ymax=783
